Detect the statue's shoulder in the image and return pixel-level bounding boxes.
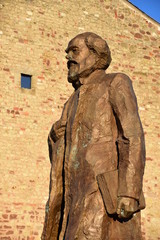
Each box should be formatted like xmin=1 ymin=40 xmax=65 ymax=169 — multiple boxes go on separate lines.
xmin=105 ymin=73 xmax=132 ymax=88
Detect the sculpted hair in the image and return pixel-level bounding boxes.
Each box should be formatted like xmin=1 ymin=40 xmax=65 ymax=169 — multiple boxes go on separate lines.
xmin=83 ymin=32 xmax=112 ymax=70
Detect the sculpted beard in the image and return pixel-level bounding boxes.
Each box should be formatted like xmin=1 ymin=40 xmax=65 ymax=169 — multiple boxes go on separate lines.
xmin=67 ymin=60 xmax=79 ymax=83
xmin=67 ymin=57 xmax=98 ymax=83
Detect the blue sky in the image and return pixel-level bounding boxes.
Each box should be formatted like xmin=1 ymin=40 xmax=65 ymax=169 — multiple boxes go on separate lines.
xmin=128 ymin=0 xmax=160 ymax=23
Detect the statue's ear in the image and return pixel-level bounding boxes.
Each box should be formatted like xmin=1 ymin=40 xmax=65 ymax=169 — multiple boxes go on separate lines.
xmin=85 ymin=35 xmax=111 ymax=70
xmin=86 ymin=35 xmax=107 ymax=56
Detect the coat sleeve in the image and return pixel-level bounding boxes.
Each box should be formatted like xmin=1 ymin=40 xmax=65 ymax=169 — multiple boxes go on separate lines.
xmin=109 ymin=73 xmax=145 ymax=200
xmin=48 ymin=95 xmax=71 ymax=164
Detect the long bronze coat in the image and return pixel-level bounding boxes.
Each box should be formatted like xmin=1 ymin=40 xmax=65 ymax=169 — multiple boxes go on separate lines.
xmin=42 ymin=70 xmax=145 ymax=240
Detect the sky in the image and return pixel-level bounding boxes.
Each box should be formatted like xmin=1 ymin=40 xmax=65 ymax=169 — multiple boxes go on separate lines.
xmin=128 ymin=0 xmax=160 ymax=23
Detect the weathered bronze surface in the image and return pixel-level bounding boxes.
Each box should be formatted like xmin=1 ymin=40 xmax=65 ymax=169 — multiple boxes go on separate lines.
xmin=42 ymin=32 xmax=145 ymax=240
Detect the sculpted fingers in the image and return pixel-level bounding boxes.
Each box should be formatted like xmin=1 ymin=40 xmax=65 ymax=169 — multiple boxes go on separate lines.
xmin=117 ymin=206 xmax=132 ymax=219
xmin=117 ymin=197 xmax=139 ymax=219
xmin=56 ymin=126 xmax=66 ymax=138
xmin=117 ymin=198 xmax=125 ymax=218
xmin=50 ymin=121 xmax=66 ymax=141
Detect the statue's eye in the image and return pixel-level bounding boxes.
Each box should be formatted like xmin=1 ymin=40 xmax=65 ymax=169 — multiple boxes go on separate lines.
xmin=72 ymin=48 xmax=78 ymax=54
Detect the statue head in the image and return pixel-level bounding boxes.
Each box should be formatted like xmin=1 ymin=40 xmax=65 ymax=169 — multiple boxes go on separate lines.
xmin=65 ymin=32 xmax=112 ymax=84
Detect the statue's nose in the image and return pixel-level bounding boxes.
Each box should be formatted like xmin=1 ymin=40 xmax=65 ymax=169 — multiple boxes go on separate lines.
xmin=66 ymin=53 xmax=72 ymax=60
xmin=66 ymin=54 xmax=69 ymax=60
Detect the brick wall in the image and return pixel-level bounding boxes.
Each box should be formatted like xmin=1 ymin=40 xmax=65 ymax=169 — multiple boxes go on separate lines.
xmin=0 ymin=0 xmax=159 ymax=239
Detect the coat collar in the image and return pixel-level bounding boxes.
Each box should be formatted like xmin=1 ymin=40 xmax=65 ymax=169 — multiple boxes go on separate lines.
xmin=79 ymin=69 xmax=106 ymax=85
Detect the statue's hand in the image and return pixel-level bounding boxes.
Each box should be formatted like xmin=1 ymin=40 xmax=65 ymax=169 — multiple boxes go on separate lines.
xmin=117 ymin=197 xmax=139 ymax=219
xmin=50 ymin=120 xmax=66 ymax=142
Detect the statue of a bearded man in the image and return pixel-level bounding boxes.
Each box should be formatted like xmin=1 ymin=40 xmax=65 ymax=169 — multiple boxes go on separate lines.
xmin=42 ymin=32 xmax=145 ymax=240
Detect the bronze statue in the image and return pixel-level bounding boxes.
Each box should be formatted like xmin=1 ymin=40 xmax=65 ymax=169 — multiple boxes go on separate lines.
xmin=42 ymin=32 xmax=145 ymax=240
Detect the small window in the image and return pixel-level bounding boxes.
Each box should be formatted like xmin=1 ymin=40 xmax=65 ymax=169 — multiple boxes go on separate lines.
xmin=21 ymin=74 xmax=31 ymax=89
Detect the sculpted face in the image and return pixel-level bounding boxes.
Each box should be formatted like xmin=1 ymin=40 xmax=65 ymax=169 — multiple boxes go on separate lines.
xmin=66 ymin=37 xmax=98 ymax=83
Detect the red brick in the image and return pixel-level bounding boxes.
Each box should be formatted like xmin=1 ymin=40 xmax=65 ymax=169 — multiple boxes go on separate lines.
xmin=133 ymin=24 xmax=139 ymax=28
xmin=38 ymin=76 xmax=45 ymax=80
xmin=38 ymin=10 xmax=45 ymax=14
xmin=140 ymin=30 xmax=145 ymax=34
xmin=19 ymin=39 xmax=28 ymax=44
xmin=10 ymin=214 xmax=17 ymax=220
xmin=6 ymin=230 xmax=14 ymax=235
xmin=146 ymin=31 xmax=151 ymax=35
xmin=2 ymin=214 xmax=8 ymax=219
xmin=148 ymin=22 xmax=153 ymax=28
xmin=13 ymin=202 xmax=23 ymax=206
xmin=3 ymin=68 xmax=10 ymax=72
xmin=144 ymin=55 xmax=151 ymax=59
xmin=118 ymin=14 xmax=124 ymax=19
xmin=23 ymin=112 xmax=29 ymax=116
xmin=134 ymin=33 xmax=142 ymax=38
xmin=0 ymin=238 xmax=11 ymax=240
xmin=16 ymin=225 xmax=25 ymax=229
